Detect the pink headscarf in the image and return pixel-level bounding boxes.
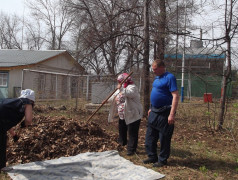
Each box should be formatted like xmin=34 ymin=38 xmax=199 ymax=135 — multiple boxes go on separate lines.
xmin=117 ymin=73 xmax=133 ymax=88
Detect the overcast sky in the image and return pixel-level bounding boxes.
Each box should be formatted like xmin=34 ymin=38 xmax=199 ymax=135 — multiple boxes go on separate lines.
xmin=0 ymin=0 xmax=26 ymax=15
xmin=0 ymin=0 xmax=224 ymax=38
xmin=0 ymin=0 xmax=231 ymax=47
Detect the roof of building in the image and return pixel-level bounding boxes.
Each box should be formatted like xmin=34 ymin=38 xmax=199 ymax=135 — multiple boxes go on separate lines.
xmin=0 ymin=49 xmax=70 ymax=67
xmin=166 ymin=40 xmax=226 ymax=59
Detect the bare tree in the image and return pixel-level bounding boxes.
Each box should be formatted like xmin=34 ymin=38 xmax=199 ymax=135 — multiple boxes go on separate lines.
xmin=66 ymin=0 xmax=144 ymax=75
xmin=26 ymin=0 xmax=74 ymax=50
xmin=24 ymin=19 xmax=46 ymax=50
xmin=0 ymin=13 xmax=23 ymax=49
xmin=218 ymin=0 xmax=238 ymax=129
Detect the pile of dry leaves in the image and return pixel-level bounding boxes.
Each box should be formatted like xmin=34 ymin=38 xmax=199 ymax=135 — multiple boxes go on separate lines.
xmin=6 ymin=107 xmax=122 ymax=166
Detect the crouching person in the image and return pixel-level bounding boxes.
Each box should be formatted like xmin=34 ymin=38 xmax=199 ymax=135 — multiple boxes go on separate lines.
xmin=0 ymin=89 xmax=35 ymax=171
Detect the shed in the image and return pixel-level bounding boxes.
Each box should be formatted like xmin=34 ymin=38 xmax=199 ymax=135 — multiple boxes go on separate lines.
xmin=0 ymin=49 xmax=85 ymax=99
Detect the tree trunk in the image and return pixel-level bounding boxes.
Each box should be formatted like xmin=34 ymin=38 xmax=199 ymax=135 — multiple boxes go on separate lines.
xmin=217 ymin=0 xmax=232 ymax=130
xmin=143 ymin=0 xmax=150 ymax=115
xmin=157 ymin=0 xmax=166 ymax=60
xmin=218 ymin=37 xmax=231 ymax=130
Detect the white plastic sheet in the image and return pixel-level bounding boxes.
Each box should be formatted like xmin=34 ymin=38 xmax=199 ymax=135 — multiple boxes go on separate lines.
xmin=8 ymin=150 xmax=165 ymax=180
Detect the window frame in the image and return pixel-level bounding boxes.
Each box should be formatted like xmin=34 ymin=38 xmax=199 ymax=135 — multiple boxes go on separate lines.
xmin=0 ymin=72 xmax=9 ymax=87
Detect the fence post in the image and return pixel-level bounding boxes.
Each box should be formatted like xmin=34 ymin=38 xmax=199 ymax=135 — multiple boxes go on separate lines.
xmin=56 ymin=75 xmax=58 ymax=99
xmin=86 ymin=75 xmax=90 ymax=101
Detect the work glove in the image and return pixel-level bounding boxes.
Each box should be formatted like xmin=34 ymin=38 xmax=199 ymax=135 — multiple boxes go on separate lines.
xmin=20 ymin=121 xmax=26 ymax=128
xmin=13 ymin=135 xmax=19 ymax=142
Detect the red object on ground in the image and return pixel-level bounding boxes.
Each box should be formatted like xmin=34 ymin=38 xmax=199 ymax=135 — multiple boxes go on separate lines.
xmin=204 ymin=93 xmax=212 ymax=103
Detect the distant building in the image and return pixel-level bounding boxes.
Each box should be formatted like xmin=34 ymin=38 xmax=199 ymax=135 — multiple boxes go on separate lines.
xmin=164 ymin=40 xmax=226 ymax=99
xmin=0 ymin=49 xmax=85 ymax=99
xmin=165 ymin=40 xmax=225 ymax=74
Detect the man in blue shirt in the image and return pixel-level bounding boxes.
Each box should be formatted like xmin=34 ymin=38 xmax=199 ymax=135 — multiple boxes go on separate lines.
xmin=143 ymin=59 xmax=179 ymax=167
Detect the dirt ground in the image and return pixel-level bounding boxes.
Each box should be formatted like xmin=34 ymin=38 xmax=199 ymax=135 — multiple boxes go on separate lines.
xmin=2 ymin=102 xmax=238 ymax=180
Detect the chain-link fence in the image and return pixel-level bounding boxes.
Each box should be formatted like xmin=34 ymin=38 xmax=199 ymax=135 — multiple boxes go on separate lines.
xmin=20 ymin=68 xmax=236 ymax=109
xmin=21 ymin=69 xmax=143 ymax=108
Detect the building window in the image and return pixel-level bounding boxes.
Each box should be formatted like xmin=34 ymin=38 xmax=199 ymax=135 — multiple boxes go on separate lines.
xmin=0 ymin=72 xmax=8 ymax=87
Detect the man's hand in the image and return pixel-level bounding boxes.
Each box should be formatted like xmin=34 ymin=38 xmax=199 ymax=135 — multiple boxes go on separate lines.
xmin=168 ymin=114 xmax=175 ymax=125
xmin=148 ymin=109 xmax=151 ymax=117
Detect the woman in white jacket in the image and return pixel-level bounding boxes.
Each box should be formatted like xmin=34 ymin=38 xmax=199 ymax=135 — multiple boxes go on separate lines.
xmin=107 ymin=73 xmax=143 ymax=156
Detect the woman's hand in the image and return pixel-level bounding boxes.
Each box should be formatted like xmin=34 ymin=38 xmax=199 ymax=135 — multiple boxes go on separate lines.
xmin=117 ymin=83 xmax=122 ymax=89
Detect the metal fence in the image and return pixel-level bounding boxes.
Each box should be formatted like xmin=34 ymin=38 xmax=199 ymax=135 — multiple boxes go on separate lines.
xmin=21 ymin=69 xmax=143 ymax=106
xmin=20 ymin=69 xmax=234 ymax=109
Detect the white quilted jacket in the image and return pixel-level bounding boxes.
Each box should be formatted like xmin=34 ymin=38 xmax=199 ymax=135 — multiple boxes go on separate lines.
xmin=107 ymin=84 xmax=143 ymax=125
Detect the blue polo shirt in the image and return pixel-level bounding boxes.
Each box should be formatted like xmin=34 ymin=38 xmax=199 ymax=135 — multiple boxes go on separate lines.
xmin=150 ymin=72 xmax=178 ymax=108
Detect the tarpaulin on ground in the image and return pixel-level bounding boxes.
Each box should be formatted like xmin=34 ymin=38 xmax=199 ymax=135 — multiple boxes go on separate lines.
xmin=7 ymin=150 xmax=165 ymax=180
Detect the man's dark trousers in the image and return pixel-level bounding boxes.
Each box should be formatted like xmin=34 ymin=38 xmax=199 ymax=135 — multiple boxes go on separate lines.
xmin=145 ymin=108 xmax=174 ymax=164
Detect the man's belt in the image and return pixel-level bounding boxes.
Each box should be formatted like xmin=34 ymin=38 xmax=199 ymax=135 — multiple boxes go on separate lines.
xmin=151 ymin=105 xmax=171 ymax=113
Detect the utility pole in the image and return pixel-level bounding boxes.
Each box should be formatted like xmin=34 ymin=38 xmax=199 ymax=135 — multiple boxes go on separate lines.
xmin=181 ymin=0 xmax=187 ymax=102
